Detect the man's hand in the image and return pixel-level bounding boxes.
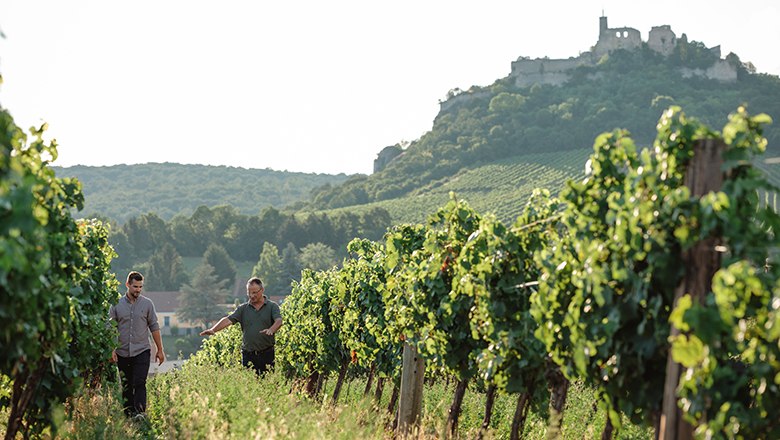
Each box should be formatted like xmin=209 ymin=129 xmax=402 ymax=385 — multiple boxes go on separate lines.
xmin=110 ymin=349 xmax=118 ymax=363
xmin=156 ymin=349 xmax=165 ymax=366
xmin=260 ymin=328 xmax=274 ymax=336
xmin=200 ymin=329 xmax=215 ymax=336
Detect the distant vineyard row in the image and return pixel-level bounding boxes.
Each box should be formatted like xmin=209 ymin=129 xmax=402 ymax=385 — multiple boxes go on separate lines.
xmin=327 ymin=146 xmax=780 ymax=225
xmin=322 ymin=149 xmax=591 ymax=225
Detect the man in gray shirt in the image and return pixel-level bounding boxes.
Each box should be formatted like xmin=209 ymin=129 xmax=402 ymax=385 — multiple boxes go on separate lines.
xmin=109 ymin=271 xmax=165 ymax=418
xmin=201 ymin=277 xmax=282 ymax=375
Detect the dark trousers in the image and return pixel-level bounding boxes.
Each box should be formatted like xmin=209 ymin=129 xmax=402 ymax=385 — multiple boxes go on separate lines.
xmin=242 ymin=348 xmax=274 ymax=375
xmin=117 ymin=349 xmax=151 ymax=416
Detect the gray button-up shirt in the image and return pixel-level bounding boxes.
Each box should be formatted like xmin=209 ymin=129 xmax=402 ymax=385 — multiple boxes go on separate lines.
xmin=109 ymin=295 xmax=160 ymax=358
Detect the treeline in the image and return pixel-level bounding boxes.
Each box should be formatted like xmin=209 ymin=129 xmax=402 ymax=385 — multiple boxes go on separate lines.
xmin=54 ymin=162 xmax=352 ymax=223
xmin=309 ymin=39 xmax=780 ymax=210
xmin=109 ymin=204 xmax=393 ymax=294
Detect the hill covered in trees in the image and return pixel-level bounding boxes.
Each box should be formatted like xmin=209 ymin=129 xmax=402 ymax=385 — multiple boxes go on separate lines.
xmin=306 ymin=41 xmax=780 ymax=211
xmin=53 ymin=162 xmax=351 ymax=223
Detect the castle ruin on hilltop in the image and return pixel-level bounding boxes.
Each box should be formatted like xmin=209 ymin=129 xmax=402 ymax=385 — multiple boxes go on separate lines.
xmin=437 ymin=15 xmax=739 ymax=114
xmin=510 ymin=15 xmax=737 ymax=88
xmin=378 ymin=16 xmax=743 ymax=174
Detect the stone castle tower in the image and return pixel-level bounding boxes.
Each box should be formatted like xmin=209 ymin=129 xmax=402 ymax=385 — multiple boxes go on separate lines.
xmin=594 ymin=15 xmax=642 ymax=58
xmin=504 ymin=15 xmax=736 ymax=89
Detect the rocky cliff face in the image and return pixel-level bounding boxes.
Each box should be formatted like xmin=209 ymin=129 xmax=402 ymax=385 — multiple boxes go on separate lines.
xmin=374 ymin=145 xmax=403 ymax=173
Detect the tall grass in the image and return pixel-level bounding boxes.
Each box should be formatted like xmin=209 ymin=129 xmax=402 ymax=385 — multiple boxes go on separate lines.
xmin=58 ymin=384 xmax=143 ymax=440
xmin=141 ymin=362 xmax=653 ymax=439
xmin=146 ymin=363 xmax=389 ymax=439
xmin=2 ymin=362 xmax=654 ymax=439
xmin=1 ymin=381 xmax=142 ymax=439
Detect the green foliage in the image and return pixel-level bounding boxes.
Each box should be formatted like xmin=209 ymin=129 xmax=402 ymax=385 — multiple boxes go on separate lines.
xmin=334 ymin=239 xmax=401 ymax=378
xmin=319 ymin=149 xmax=591 ymax=226
xmin=529 ymin=105 xmax=779 ymax=437
xmin=121 ymin=212 xmax=170 ymax=260
xmin=531 ymin=108 xmax=711 ymax=428
xmin=667 ymin=108 xmax=780 ymax=439
xmin=0 ymin=109 xmax=116 ymax=437
xmin=387 ymin=194 xmax=484 ymax=379
xmin=381 ymin=223 xmax=427 ymax=345
xmin=255 ymin=105 xmax=780 ymax=438
xmin=671 ymin=38 xmax=721 ymax=69
xmin=202 ymin=242 xmax=237 ymax=288
xmin=456 ymin=189 xmax=559 ymax=409
xmin=110 ymin=202 xmax=393 ymax=291
xmin=298 ymin=242 xmax=338 ymax=272
xmin=144 ymin=243 xmax=187 ymax=291
xmin=70 ymin=219 xmax=121 ymax=385
xmin=278 ymin=242 xmax=302 ymax=296
xmin=178 ymin=263 xmax=231 ymax=329
xmin=277 ymin=269 xmax=346 ymax=379
xmin=252 ymin=242 xmax=283 ymax=288
xmin=188 ymin=325 xmax=242 ymax=369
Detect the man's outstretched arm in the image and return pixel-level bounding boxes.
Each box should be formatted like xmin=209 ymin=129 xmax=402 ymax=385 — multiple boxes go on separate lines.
xmin=200 ymin=316 xmax=233 ymax=336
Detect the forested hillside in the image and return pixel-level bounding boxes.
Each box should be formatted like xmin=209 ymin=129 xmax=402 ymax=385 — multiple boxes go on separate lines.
xmin=308 ymin=42 xmax=780 ymax=210
xmin=53 ymin=162 xmax=351 ymax=223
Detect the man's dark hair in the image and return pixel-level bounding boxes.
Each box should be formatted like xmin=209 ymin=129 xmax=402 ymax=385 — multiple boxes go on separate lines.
xmin=127 ymin=271 xmax=144 ymax=284
xmin=247 ymin=277 xmax=264 ymax=288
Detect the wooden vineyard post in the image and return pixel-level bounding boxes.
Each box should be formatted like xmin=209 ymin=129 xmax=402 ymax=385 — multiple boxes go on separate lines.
xmin=659 ymin=139 xmax=725 ymax=440
xmin=398 ymin=341 xmax=425 ymax=437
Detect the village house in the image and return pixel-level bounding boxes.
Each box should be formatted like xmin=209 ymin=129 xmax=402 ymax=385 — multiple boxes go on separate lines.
xmin=143 ymin=291 xmax=201 ymax=335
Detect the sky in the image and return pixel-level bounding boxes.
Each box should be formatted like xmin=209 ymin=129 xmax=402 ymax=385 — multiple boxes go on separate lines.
xmin=1 ymin=1 xmax=778 ymax=176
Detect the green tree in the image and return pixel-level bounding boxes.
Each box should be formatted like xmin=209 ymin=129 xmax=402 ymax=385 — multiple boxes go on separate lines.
xmin=146 ymin=243 xmax=187 ymax=291
xmin=169 ymin=214 xmax=200 ymax=257
xmin=109 ymin=228 xmax=135 ymax=280
xmin=299 ymin=242 xmax=338 ymax=272
xmin=202 ymin=243 xmax=237 ymax=289
xmin=121 ymin=212 xmax=171 ymax=260
xmin=252 ymin=242 xmax=283 ymax=292
xmin=257 ymin=206 xmax=284 ymax=245
xmin=359 ymin=207 xmax=393 ymax=240
xmin=301 ymin=213 xmax=337 ymax=248
xmin=278 ymin=215 xmax=307 ymax=248
xmin=278 ymin=242 xmax=302 ymax=296
xmin=177 ymin=263 xmax=230 ymax=329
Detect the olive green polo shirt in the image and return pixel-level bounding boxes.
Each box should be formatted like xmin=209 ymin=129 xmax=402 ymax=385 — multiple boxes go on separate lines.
xmin=228 ymin=296 xmax=282 ymax=352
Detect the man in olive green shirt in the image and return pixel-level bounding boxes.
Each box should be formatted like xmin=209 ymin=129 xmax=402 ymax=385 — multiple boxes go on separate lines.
xmin=201 ymin=277 xmax=282 ymax=374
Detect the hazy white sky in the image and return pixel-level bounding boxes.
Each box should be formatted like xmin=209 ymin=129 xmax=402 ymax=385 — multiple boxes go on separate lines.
xmin=1 ymin=1 xmax=778 ymax=175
